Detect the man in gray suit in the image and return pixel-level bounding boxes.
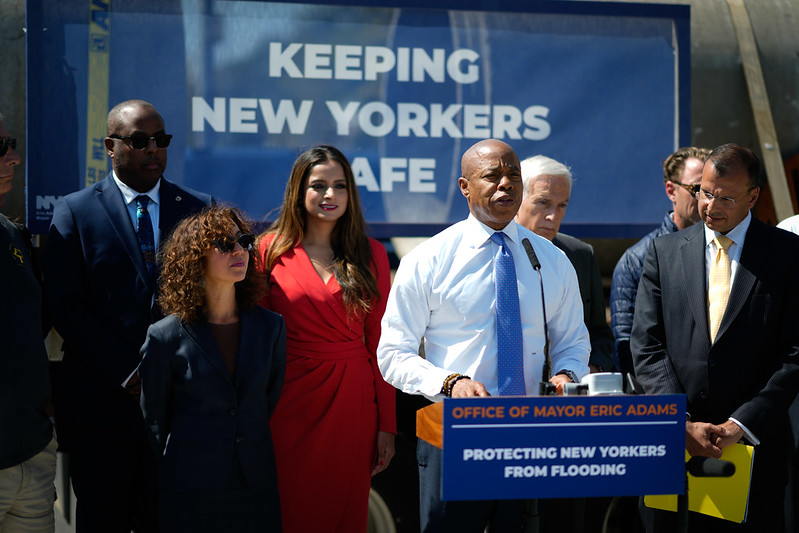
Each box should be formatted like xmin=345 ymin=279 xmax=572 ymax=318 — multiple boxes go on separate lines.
xmin=632 ymin=144 xmax=799 ymax=531
xmin=516 ymin=155 xmax=613 ymax=373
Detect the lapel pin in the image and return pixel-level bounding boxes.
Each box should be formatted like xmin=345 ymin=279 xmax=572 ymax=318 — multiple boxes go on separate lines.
xmin=175 ymin=195 xmax=182 ymax=202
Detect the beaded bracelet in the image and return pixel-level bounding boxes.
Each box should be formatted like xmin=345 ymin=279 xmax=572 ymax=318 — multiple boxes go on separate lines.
xmin=441 ymin=373 xmax=461 ymax=396
xmin=441 ymin=373 xmax=472 ymax=397
xmin=447 ymin=374 xmax=471 ymax=396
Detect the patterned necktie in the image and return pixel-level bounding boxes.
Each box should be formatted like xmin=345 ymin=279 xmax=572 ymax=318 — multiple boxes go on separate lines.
xmin=490 ymin=232 xmax=525 ymax=395
xmin=135 ymin=195 xmax=156 ymax=279
xmin=708 ymin=234 xmax=733 ymax=343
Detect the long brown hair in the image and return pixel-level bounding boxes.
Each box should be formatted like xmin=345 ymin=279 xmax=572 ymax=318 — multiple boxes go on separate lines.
xmin=261 ymin=145 xmax=377 ymax=316
xmin=159 ymin=206 xmax=266 ymax=323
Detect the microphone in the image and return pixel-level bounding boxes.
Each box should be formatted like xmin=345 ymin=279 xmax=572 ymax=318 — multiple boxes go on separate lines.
xmin=522 ymin=238 xmax=541 ymax=270
xmin=686 ymin=457 xmax=736 ymax=478
xmin=522 ymin=238 xmax=552 ymax=392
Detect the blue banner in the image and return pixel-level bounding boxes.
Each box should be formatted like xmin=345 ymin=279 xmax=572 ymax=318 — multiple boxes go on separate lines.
xmin=442 ymin=395 xmax=686 ymax=500
xmin=26 ymin=0 xmax=689 ymax=236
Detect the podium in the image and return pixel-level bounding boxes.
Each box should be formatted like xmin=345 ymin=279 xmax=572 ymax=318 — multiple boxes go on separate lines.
xmin=416 ymin=394 xmax=686 ymax=501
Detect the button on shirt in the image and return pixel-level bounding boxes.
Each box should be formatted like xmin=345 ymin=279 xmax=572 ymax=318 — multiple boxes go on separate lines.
xmin=377 ymin=215 xmax=590 ymax=400
xmin=112 ymin=171 xmax=162 ymax=250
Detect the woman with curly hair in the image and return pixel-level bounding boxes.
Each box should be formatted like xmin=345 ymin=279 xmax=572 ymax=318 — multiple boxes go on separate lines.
xmin=259 ymin=145 xmax=396 ymax=533
xmin=139 ymin=205 xmax=286 ymax=532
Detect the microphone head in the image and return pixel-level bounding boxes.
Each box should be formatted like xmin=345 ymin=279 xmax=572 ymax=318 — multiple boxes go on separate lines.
xmin=686 ymin=456 xmax=736 ymax=478
xmin=522 ymin=238 xmax=541 ymax=270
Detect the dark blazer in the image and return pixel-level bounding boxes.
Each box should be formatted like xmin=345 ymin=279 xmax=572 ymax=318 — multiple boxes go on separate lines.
xmin=631 ymin=218 xmax=799 ymax=524
xmin=553 ymin=233 xmax=614 ymax=371
xmin=139 ymin=308 xmax=286 ymax=494
xmin=45 ymin=173 xmax=212 ymax=438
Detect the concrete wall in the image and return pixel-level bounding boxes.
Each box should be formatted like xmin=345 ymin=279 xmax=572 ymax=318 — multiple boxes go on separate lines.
xmin=1 ymin=0 xmax=27 ymax=223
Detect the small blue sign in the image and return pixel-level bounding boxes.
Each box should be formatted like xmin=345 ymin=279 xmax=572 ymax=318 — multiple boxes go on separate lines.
xmin=442 ymin=395 xmax=686 ymax=501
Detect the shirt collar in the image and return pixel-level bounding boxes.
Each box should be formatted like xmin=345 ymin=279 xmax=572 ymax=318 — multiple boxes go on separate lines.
xmin=465 ymin=214 xmax=520 ymax=248
xmin=703 ymin=210 xmax=751 ymax=248
xmin=112 ymin=170 xmax=161 ymax=206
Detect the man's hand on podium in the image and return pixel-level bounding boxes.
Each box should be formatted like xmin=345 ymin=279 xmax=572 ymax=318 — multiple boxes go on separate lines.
xmin=451 ymin=378 xmax=490 ymax=397
xmin=549 ymin=373 xmax=572 ymax=395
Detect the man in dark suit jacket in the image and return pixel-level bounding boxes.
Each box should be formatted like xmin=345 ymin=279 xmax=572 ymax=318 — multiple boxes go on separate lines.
xmin=45 ymin=100 xmax=212 ymax=532
xmin=516 ymin=154 xmax=613 ymax=373
xmin=632 ymin=144 xmax=799 ymax=531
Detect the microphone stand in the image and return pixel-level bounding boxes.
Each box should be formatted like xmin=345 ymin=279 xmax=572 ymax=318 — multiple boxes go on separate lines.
xmin=522 ymin=238 xmax=555 ymax=396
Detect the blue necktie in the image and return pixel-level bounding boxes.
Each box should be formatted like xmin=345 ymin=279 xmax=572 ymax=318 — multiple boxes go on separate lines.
xmin=135 ymin=195 xmax=156 ymax=279
xmin=490 ymin=232 xmax=525 ymax=395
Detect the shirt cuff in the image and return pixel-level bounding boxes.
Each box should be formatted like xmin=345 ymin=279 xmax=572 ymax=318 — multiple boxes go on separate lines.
xmin=728 ymin=417 xmax=760 ymax=446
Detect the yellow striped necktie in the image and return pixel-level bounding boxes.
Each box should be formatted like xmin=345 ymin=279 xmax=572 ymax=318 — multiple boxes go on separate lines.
xmin=708 ymin=235 xmax=733 ymax=343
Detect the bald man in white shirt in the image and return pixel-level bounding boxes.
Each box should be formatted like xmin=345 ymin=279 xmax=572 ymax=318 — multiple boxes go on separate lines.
xmin=377 ymin=139 xmax=590 ymax=532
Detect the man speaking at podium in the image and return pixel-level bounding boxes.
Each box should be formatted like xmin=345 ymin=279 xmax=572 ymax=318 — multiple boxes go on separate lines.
xmin=378 ymin=139 xmax=590 ymax=532
xmin=632 ymin=144 xmax=799 ymax=531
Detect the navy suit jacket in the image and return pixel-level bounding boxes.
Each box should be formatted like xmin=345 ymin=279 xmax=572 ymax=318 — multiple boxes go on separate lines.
xmin=45 ymin=173 xmax=212 ymax=441
xmin=631 ymin=218 xmax=799 ymax=486
xmin=139 ymin=308 xmax=286 ymax=494
xmin=553 ymin=232 xmax=614 ymax=371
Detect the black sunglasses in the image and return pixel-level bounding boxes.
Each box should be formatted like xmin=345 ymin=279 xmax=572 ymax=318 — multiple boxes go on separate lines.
xmin=214 ymin=233 xmax=255 ymax=253
xmin=0 ymin=138 xmax=17 ymax=157
xmin=109 ymin=134 xmax=173 ymax=150
xmin=670 ymin=180 xmax=701 ymax=196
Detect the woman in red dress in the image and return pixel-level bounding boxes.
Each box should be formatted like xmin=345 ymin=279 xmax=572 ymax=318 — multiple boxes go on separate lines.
xmin=258 ymin=145 xmax=396 ymax=533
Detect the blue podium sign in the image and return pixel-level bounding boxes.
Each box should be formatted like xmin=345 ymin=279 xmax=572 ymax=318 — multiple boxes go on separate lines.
xmin=441 ymin=395 xmax=686 ymax=501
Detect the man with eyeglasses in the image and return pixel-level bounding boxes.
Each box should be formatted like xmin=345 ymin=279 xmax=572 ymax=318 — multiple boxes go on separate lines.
xmin=45 ymin=100 xmax=212 ymax=532
xmin=610 ymin=146 xmax=711 ymax=379
xmin=0 ymin=112 xmax=58 ymax=531
xmin=631 ymin=144 xmax=799 ymax=531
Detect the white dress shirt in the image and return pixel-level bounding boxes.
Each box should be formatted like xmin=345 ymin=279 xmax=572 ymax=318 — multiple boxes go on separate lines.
xmin=703 ymin=210 xmax=750 ymax=289
xmin=377 ymin=214 xmax=590 ymax=401
xmin=112 ymin=171 xmax=162 ymax=249
xmin=777 ymin=214 xmax=799 ymax=235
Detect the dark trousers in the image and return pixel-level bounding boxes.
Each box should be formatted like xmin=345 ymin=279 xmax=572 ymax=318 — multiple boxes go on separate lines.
xmin=160 ymin=457 xmax=281 ymax=533
xmin=68 ymin=425 xmax=159 ymax=533
xmin=417 ymin=438 xmax=525 ymax=533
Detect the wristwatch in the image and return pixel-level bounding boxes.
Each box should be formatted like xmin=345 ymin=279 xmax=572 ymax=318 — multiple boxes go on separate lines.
xmin=556 ymin=370 xmax=579 ymax=383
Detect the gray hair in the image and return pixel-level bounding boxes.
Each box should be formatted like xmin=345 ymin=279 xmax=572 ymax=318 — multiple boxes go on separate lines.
xmin=520 ymin=155 xmax=572 ymax=198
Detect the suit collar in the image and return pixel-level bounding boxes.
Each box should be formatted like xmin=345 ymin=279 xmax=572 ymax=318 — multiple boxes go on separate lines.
xmin=680 ymin=223 xmax=712 ymax=351
xmin=715 ymin=218 xmax=763 ymax=341
xmin=234 ymin=309 xmax=257 ymax=380
xmin=180 ymin=308 xmax=257 ymax=385
xmin=158 ymin=178 xmax=188 ymax=234
xmin=181 ymin=320 xmax=231 ymax=383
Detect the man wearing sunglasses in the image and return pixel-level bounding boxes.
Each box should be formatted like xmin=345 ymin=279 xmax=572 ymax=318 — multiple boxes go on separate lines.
xmin=45 ymin=100 xmax=212 ymax=532
xmin=0 ymin=112 xmax=58 ymax=531
xmin=610 ymin=146 xmax=710 ymax=381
